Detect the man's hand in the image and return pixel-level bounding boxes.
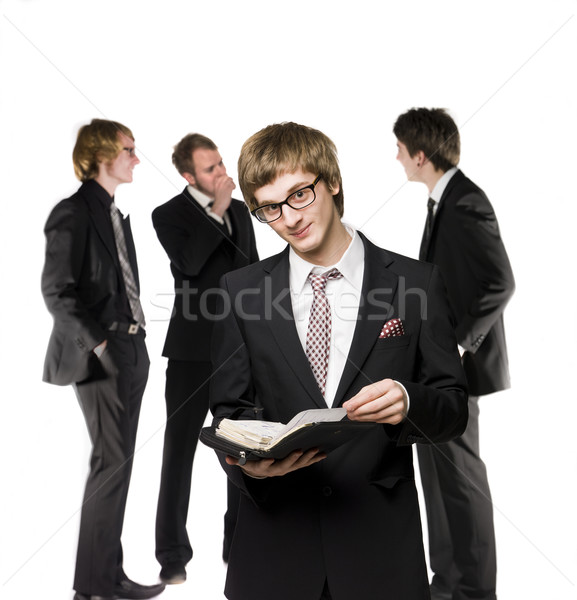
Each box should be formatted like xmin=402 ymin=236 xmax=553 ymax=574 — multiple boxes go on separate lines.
xmin=225 ymin=448 xmax=326 ymax=478
xmin=210 ymin=174 xmax=236 ymax=216
xmin=343 ymin=378 xmax=407 ymax=425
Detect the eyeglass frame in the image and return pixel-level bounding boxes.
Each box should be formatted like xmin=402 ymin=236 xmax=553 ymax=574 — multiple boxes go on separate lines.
xmin=250 ymin=174 xmax=322 ymax=223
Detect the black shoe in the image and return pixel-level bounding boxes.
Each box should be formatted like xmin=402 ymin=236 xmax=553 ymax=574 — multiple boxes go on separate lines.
xmin=74 ymin=594 xmax=116 ymax=600
xmin=114 ymin=578 xmax=165 ymax=599
xmin=159 ymin=561 xmax=187 ymax=585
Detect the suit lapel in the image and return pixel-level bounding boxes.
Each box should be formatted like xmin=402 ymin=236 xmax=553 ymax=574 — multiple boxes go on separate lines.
xmin=333 ymin=235 xmax=399 ymax=407
xmin=183 ymin=186 xmax=238 ymax=250
xmin=122 ymin=214 xmax=140 ymax=288
xmin=182 ymin=186 xmax=210 ymax=220
xmin=422 ymin=169 xmax=464 ymax=260
xmin=82 ymin=181 xmax=142 ymax=290
xmin=83 ymin=185 xmax=119 ymax=268
xmin=265 ymin=250 xmax=327 ymax=409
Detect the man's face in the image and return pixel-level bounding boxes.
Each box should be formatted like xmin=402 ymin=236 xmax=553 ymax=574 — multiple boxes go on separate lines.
xmin=396 ymin=140 xmax=421 ymax=182
xmin=187 ymin=148 xmax=227 ymax=198
xmin=102 ymin=132 xmax=140 ymax=185
xmin=254 ymin=169 xmax=342 ymax=265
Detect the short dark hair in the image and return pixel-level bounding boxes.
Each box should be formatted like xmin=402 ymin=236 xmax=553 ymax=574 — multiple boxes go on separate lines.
xmin=72 ymin=119 xmax=134 ymax=181
xmin=238 ymin=122 xmax=344 ymax=217
xmin=172 ymin=133 xmax=218 ymax=176
xmin=393 ymin=108 xmax=460 ymax=172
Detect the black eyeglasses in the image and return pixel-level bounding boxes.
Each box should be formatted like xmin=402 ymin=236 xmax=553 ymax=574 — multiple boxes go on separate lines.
xmin=251 ymin=175 xmax=322 ymax=223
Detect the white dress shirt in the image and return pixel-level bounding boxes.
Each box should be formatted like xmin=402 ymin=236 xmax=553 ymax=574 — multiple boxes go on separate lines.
xmin=289 ymin=225 xmax=364 ymax=406
xmin=429 ymin=166 xmax=458 ymax=213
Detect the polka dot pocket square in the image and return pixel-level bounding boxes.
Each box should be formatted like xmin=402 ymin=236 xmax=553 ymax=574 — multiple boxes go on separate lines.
xmin=378 ymin=318 xmax=405 ymax=339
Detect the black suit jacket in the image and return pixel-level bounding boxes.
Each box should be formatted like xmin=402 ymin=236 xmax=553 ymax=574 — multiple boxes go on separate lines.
xmin=210 ymin=233 xmax=468 ymax=600
xmin=421 ymin=170 xmax=515 ymax=396
xmin=152 ymin=187 xmax=259 ymax=361
xmin=42 ymin=180 xmax=139 ymax=386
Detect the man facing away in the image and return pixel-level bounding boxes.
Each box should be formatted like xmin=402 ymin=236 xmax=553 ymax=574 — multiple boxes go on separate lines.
xmin=41 ymin=119 xmax=165 ymax=600
xmin=208 ymin=121 xmax=469 ymax=600
xmin=394 ymin=107 xmax=515 ymax=600
xmin=152 ymin=134 xmax=258 ymax=584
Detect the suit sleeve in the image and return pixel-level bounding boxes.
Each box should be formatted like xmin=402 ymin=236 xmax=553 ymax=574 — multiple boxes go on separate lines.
xmin=209 ymin=275 xmax=274 ymax=504
xmin=152 ymin=202 xmax=230 ymax=277
xmin=210 ymin=276 xmax=256 ymax=420
xmin=41 ymin=200 xmax=104 ymax=352
xmin=450 ymin=192 xmax=515 ymax=353
xmin=397 ymin=265 xmax=469 ymax=445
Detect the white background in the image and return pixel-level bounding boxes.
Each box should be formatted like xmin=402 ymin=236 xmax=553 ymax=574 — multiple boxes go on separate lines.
xmin=1 ymin=1 xmax=576 ymax=599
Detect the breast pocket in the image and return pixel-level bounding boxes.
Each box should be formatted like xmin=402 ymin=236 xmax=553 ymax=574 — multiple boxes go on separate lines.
xmin=373 ymin=334 xmax=412 ymax=351
xmin=362 ymin=334 xmax=414 ymax=381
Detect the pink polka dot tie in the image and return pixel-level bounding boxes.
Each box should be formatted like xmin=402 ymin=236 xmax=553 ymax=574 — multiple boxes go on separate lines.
xmin=306 ymin=268 xmax=343 ymax=396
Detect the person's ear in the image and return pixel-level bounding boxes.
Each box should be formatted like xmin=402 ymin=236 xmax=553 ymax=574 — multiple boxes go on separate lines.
xmin=327 ymin=180 xmax=340 ymax=196
xmin=415 ymin=150 xmax=427 ymax=168
xmin=182 ymin=172 xmax=196 ymax=186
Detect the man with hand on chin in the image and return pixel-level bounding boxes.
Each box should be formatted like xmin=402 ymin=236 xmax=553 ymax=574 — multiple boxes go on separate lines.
xmin=42 ymin=119 xmax=164 ymax=600
xmin=209 ymin=121 xmax=468 ymax=600
xmin=152 ymin=134 xmax=258 ymax=584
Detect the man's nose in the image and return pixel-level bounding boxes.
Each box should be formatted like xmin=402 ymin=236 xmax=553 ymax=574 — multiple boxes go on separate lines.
xmin=281 ymin=203 xmax=302 ymax=227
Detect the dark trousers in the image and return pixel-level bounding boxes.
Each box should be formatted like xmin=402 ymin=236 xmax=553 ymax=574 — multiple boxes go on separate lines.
xmin=417 ymin=395 xmax=497 ymax=600
xmin=155 ymin=360 xmax=239 ymax=565
xmin=73 ymin=332 xmax=149 ymax=596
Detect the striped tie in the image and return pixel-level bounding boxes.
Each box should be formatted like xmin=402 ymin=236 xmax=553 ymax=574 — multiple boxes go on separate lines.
xmin=306 ymin=268 xmax=343 ymax=396
xmin=110 ymin=203 xmax=145 ymax=326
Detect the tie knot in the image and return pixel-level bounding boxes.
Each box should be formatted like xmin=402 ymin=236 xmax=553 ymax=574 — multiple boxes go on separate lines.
xmin=427 ymin=197 xmax=436 ymax=211
xmin=308 ymin=268 xmax=343 ymax=293
xmin=324 ymin=267 xmax=343 ymax=281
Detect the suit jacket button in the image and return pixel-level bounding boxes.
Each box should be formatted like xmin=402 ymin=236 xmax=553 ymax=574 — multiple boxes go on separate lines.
xmin=322 ymin=486 xmax=332 ymax=497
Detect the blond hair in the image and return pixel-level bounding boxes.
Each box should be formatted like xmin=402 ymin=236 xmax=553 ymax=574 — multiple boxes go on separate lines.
xmin=72 ymin=119 xmax=134 ymax=181
xmin=238 ymin=122 xmax=344 ymax=217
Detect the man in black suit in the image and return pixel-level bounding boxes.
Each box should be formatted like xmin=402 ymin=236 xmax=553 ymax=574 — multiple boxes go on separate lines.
xmin=42 ymin=119 xmax=165 ymax=600
xmin=152 ymin=134 xmax=258 ymax=584
xmin=394 ymin=107 xmax=515 ymax=600
xmin=209 ymin=121 xmax=469 ymax=600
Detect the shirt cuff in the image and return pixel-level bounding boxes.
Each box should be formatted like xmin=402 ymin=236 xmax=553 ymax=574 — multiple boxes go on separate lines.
xmin=394 ymin=380 xmax=410 ymax=413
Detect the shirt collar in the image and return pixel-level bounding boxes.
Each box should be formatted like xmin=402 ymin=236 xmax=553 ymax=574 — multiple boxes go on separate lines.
xmin=289 ymin=224 xmax=364 ymax=294
xmin=187 ymin=184 xmax=213 ymax=209
xmin=430 ymin=167 xmax=458 ymax=203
